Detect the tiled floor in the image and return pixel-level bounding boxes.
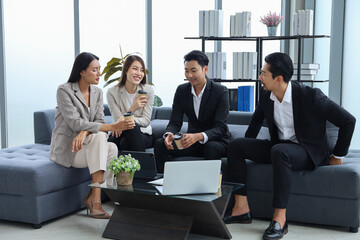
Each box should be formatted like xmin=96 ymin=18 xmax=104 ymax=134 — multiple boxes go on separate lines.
xmin=0 ymin=202 xmax=359 ymax=240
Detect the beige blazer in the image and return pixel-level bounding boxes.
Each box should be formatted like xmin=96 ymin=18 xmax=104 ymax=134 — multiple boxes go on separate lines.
xmin=106 ymin=84 xmax=154 ymax=135
xmin=50 ymin=82 xmax=105 ymax=167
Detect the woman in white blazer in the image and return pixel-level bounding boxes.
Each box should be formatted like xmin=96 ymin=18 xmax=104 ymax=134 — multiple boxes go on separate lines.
xmin=50 ymin=52 xmax=135 ymax=219
xmin=107 ymin=55 xmax=154 ymax=152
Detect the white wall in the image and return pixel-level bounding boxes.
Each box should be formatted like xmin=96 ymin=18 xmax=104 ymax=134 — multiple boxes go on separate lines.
xmin=342 ymin=0 xmax=360 ymax=149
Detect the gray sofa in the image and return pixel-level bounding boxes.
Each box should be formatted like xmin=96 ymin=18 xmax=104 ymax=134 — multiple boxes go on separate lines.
xmin=0 ymin=105 xmax=359 ymax=233
xmin=151 ymin=107 xmax=360 ymax=233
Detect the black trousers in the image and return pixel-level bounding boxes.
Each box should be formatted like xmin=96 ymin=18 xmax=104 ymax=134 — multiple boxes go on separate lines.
xmin=108 ymin=125 xmax=153 ymax=154
xmin=227 ymin=138 xmax=314 ymax=209
xmin=154 ymin=138 xmax=227 ymax=173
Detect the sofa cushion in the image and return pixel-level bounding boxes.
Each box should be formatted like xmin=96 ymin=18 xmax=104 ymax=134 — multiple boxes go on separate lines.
xmin=246 ymin=152 xmax=360 ymax=200
xmin=228 ymin=124 xmax=270 ymax=140
xmin=34 ymin=110 xmax=56 ymax=145
xmin=0 ymin=144 xmax=91 ymax=196
xmin=227 ymin=111 xmax=253 ymax=125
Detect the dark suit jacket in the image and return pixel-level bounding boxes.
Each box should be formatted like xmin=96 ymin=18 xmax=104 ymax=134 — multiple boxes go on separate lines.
xmin=246 ymin=81 xmax=356 ymax=167
xmin=166 ymin=78 xmax=231 ymax=145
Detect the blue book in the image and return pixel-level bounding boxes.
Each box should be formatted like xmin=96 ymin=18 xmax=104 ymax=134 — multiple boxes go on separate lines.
xmin=238 ymin=86 xmax=254 ymax=112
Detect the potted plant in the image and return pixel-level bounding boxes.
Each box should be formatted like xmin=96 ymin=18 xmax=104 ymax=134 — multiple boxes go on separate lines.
xmin=101 ymin=46 xmax=163 ymax=107
xmin=260 ymin=11 xmax=284 ymax=36
xmin=108 ymin=154 xmax=141 ymax=185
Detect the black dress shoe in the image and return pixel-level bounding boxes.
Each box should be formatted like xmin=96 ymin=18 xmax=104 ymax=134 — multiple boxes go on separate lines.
xmin=262 ymin=220 xmax=288 ymax=240
xmin=223 ymin=212 xmax=252 ymax=224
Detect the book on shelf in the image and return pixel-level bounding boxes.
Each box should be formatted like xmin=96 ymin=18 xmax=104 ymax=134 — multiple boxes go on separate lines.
xmin=305 ymin=9 xmax=313 ymax=36
xmin=233 ymin=52 xmax=257 ymax=80
xmin=299 ymin=10 xmax=305 ymax=35
xmin=205 ymin=52 xmax=213 ymax=79
xmin=242 ymin=52 xmax=249 ymax=79
xmin=204 ymin=11 xmax=210 ymax=37
xmin=293 ymin=9 xmax=314 ymax=35
xmin=230 ymin=15 xmax=235 ymax=37
xmin=237 ymin=52 xmax=243 ymax=79
xmin=293 ymin=12 xmax=299 ymax=35
xmin=243 ymin=11 xmax=251 ymax=37
xmin=248 ymin=52 xmax=257 ymax=80
xmin=199 ymin=10 xmax=205 ymax=37
xmin=216 ymin=10 xmax=224 ymax=38
xmin=238 ymin=86 xmax=254 ymax=112
xmin=233 ymin=52 xmax=238 ymax=79
xmin=293 ymin=69 xmax=318 ymax=75
xmin=199 ymin=10 xmax=224 ymax=37
xmin=291 ymin=74 xmax=316 ymax=81
xmin=231 ymin=12 xmax=251 ymax=37
xmin=216 ymin=52 xmax=226 ymax=79
xmin=293 ymin=63 xmax=320 ymax=70
xmin=206 ymin=52 xmax=226 ymax=79
xmin=209 ymin=10 xmax=215 ymax=37
xmin=234 ymin=12 xmax=242 ymax=37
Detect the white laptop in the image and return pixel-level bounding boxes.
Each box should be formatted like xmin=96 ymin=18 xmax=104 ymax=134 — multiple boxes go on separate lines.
xmin=149 ymin=160 xmax=221 ymax=195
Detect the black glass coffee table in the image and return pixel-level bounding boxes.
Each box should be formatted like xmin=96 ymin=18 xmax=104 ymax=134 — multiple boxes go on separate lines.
xmin=90 ymin=179 xmax=242 ymax=240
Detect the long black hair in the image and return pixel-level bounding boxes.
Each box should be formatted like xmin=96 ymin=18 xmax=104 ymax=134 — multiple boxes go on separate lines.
xmin=68 ymin=52 xmax=99 ymax=83
xmin=118 ymin=55 xmax=147 ymax=87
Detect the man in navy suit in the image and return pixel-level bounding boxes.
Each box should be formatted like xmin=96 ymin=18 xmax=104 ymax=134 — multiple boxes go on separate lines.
xmin=223 ymin=52 xmax=356 ymax=240
xmin=154 ymin=50 xmax=230 ymax=173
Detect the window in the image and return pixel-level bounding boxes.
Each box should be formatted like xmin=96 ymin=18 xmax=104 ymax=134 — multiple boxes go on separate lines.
xmin=3 ymin=0 xmax=74 ymax=147
xmin=79 ymin=0 xmax=146 ymax=97
xmin=152 ymin=0 xmax=213 ymax=106
xmin=152 ymin=0 xmax=281 ymax=106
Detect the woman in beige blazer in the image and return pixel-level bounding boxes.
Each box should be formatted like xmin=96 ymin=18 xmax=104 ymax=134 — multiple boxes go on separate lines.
xmin=107 ymin=55 xmax=154 ymax=152
xmin=50 ymin=52 xmax=135 ymax=219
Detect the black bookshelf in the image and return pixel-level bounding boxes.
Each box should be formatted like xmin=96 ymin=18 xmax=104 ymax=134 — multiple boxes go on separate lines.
xmin=185 ymin=35 xmax=330 ymax=104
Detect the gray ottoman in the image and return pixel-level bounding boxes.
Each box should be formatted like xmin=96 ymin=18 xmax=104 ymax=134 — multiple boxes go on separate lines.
xmin=0 ymin=144 xmax=91 ymax=228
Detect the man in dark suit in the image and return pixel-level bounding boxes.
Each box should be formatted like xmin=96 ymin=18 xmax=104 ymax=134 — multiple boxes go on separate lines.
xmin=223 ymin=52 xmax=356 ymax=240
xmin=154 ymin=50 xmax=230 ymax=173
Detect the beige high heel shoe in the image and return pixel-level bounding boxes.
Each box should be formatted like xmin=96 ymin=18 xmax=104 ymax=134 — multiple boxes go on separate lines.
xmin=83 ymin=193 xmax=110 ymax=219
xmin=91 ymin=201 xmax=111 ymax=219
xmin=83 ymin=191 xmax=92 ymax=216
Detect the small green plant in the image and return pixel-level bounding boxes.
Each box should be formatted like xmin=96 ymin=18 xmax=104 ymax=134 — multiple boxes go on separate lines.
xmin=108 ymin=154 xmax=141 ymax=178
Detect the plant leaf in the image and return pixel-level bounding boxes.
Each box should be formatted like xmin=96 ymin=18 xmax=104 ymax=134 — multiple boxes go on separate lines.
xmin=101 ymin=61 xmax=121 ymax=76
xmin=107 ymin=57 xmax=121 ymax=65
xmin=104 ymin=66 xmax=123 ymax=81
xmin=103 ymin=77 xmax=120 ymax=88
xmin=153 ymin=95 xmax=163 ymax=107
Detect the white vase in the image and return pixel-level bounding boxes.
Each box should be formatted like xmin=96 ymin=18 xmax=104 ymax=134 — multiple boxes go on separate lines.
xmin=267 ymin=26 xmax=278 ymax=36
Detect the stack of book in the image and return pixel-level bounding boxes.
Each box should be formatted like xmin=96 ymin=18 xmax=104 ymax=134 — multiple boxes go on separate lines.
xmin=293 ymin=9 xmax=314 ymax=35
xmin=291 ymin=63 xmax=320 ymax=81
xmin=230 ymin=11 xmax=251 ymax=37
xmin=233 ymin=52 xmax=257 ymax=80
xmin=238 ymin=86 xmax=254 ymax=112
xmin=205 ymin=52 xmax=226 ymax=79
xmin=199 ymin=10 xmax=224 ymax=37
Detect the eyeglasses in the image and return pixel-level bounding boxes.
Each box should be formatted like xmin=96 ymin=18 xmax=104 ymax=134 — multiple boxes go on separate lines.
xmin=258 ymin=70 xmax=266 ymax=76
